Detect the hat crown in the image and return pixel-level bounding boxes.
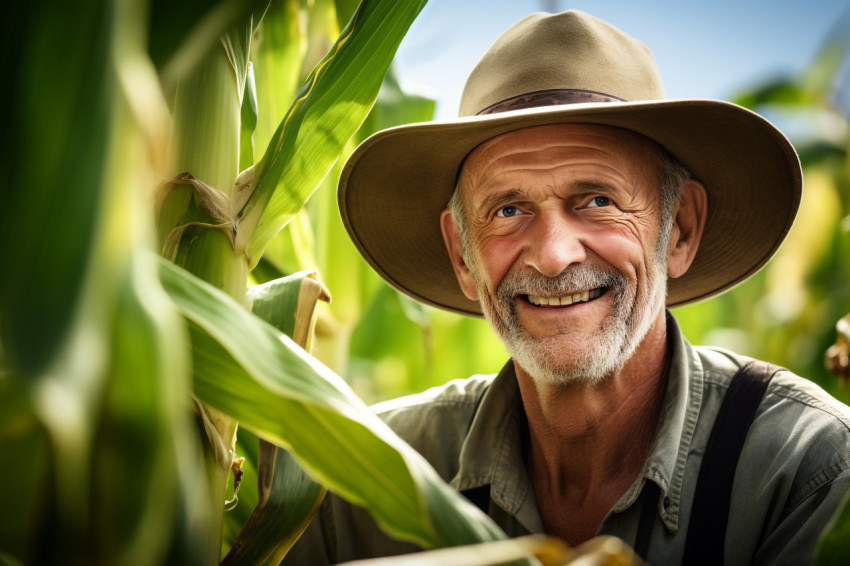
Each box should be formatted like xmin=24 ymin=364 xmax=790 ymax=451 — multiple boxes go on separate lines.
xmin=459 ymin=10 xmax=665 ymax=117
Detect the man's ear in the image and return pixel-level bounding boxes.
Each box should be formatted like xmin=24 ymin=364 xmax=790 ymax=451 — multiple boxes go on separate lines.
xmin=440 ymin=209 xmax=479 ymax=301
xmin=667 ymin=179 xmax=708 ymax=278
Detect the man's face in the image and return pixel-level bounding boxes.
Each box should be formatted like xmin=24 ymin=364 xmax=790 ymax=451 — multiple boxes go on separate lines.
xmin=449 ymin=123 xmax=670 ymax=386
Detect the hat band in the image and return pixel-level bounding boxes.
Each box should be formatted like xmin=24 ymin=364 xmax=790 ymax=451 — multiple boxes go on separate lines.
xmin=476 ymin=88 xmax=626 ymax=115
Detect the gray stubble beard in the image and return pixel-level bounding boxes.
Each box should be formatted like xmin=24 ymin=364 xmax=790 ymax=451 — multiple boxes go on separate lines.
xmin=475 ymin=258 xmax=667 ymax=388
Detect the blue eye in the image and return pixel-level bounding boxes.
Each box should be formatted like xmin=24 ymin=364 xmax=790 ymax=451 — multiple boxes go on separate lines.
xmin=586 ymin=196 xmax=610 ymax=208
xmin=496 ymin=206 xmax=523 ymax=218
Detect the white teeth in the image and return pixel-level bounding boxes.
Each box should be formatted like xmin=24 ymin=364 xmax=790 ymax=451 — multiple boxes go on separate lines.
xmin=528 ymin=288 xmax=603 ymax=307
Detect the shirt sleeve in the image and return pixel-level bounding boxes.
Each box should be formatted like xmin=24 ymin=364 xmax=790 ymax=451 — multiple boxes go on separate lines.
xmin=282 ymin=491 xmax=423 ymax=565
xmin=753 ymin=467 xmax=850 ymax=565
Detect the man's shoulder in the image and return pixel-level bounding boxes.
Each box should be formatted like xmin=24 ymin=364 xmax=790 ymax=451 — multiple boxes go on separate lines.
xmin=690 ymin=346 xmax=850 ymax=561
xmin=693 ymin=345 xmax=850 ymax=432
xmin=693 ymin=345 xmax=850 ymax=506
xmin=371 ymin=373 xmax=497 ymax=419
xmin=368 ymin=373 xmax=498 ymax=480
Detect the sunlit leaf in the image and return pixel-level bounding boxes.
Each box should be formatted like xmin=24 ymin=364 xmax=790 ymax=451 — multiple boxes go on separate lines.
xmin=338 ymin=535 xmax=567 ymax=566
xmin=159 ymin=258 xmax=508 ymax=549
xmin=240 ymin=62 xmax=259 ymax=172
xmin=238 ymin=0 xmax=428 ymax=265
xmin=223 ymin=272 xmax=329 ymax=565
xmin=250 ymin=0 xmax=305 ymax=158
xmin=150 ymin=0 xmax=269 ymax=92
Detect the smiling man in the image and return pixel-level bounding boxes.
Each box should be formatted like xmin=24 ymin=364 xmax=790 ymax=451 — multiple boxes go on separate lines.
xmin=443 ymin=124 xmax=693 ymax=390
xmin=284 ymin=10 xmax=850 ymax=565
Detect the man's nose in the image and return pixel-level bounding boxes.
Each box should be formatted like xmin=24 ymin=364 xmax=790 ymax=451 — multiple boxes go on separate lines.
xmin=524 ymin=213 xmax=586 ymax=277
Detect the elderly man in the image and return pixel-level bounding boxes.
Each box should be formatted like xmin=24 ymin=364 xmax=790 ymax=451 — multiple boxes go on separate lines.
xmin=285 ymin=10 xmax=850 ymax=565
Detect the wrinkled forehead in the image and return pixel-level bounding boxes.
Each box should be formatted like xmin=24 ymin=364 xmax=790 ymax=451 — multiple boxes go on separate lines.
xmin=457 ymin=123 xmax=663 ymax=192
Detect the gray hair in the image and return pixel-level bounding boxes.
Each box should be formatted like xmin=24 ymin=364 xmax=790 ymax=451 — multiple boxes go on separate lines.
xmin=446 ymin=142 xmax=691 ymax=267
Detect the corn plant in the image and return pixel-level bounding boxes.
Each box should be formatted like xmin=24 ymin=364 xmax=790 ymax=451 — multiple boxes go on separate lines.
xmin=0 ymin=0 xmax=517 ymax=564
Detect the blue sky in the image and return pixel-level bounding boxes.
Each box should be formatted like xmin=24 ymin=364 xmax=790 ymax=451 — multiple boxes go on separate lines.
xmin=393 ymin=1 xmax=850 ymax=121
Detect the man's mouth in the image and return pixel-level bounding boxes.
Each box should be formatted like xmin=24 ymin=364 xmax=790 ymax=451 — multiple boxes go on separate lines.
xmin=525 ymin=287 xmax=605 ymax=307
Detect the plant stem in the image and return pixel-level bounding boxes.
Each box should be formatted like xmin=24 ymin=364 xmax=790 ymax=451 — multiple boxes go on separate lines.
xmin=170 ymin=45 xmax=240 ymax=194
xmin=166 ymin=37 xmax=247 ymax=563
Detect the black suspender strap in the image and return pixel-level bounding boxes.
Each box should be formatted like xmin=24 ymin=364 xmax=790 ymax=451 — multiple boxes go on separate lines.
xmin=682 ymin=360 xmax=781 ymax=566
xmin=634 ymin=481 xmax=660 ymax=560
xmin=460 ymin=484 xmax=491 ymax=514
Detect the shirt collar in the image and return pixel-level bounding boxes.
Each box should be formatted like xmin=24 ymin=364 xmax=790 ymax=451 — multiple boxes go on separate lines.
xmin=610 ymin=312 xmax=704 ymax=533
xmin=448 ymin=311 xmax=703 ymax=535
xmin=449 ymin=361 xmax=545 ymax=533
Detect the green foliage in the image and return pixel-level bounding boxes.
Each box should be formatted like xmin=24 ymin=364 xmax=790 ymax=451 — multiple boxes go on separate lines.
xmin=1 ymin=0 xmax=518 ymax=564
xmin=161 ymin=260 xmax=507 ymax=550
xmin=1 ymin=1 xmax=213 ymax=563
xmin=676 ymin=33 xmax=850 ymax=403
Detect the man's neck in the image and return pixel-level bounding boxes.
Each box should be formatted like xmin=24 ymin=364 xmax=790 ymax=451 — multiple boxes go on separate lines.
xmin=515 ymin=311 xmax=671 ymax=545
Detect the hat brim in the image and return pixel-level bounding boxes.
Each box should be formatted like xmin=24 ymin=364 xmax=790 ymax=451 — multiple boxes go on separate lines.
xmin=338 ymin=100 xmax=801 ymax=317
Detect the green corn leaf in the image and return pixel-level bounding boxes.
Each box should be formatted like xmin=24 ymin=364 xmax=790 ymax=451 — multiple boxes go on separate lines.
xmin=151 ymin=0 xmax=269 ymax=93
xmin=223 ymin=436 xmax=326 ymax=566
xmin=0 ymin=1 xmax=111 ymax=381
xmin=237 ymin=0 xmax=428 ymax=266
xmin=240 ymin=62 xmax=259 ymax=172
xmin=250 ymin=0 xmax=305 ymax=160
xmin=158 ymin=257 xmax=507 ymax=550
xmin=247 ymin=271 xmax=331 ymax=346
xmin=222 ymin=272 xmax=330 ymax=565
xmin=93 ymin=252 xmax=214 ymax=566
xmin=308 ymin=67 xmax=436 ymax=327
xmin=1 ymin=0 xmax=213 ymax=562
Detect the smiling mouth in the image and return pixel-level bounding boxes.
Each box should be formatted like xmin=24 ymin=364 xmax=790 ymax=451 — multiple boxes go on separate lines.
xmin=525 ymin=287 xmax=606 ymax=307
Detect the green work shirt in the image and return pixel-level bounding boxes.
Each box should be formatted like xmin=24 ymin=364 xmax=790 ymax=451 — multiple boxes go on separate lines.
xmin=284 ymin=314 xmax=850 ymax=565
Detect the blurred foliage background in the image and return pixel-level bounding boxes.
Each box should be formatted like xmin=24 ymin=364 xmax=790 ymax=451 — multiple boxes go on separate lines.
xmin=677 ymin=29 xmax=850 ymax=404
xmin=267 ymin=17 xmax=850 ymax=406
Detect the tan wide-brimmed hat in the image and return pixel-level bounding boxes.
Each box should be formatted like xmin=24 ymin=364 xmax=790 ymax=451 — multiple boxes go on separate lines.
xmin=338 ymin=10 xmax=802 ymax=317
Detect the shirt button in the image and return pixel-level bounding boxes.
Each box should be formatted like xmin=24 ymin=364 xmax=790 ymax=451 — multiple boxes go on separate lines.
xmin=663 ymin=496 xmax=671 ymax=508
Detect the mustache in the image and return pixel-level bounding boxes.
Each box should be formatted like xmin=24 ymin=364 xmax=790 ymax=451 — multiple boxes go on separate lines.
xmin=496 ymin=263 xmax=628 ymax=308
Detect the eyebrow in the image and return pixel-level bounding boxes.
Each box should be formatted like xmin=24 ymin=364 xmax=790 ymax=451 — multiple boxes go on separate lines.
xmin=572 ymin=180 xmax=617 ymax=194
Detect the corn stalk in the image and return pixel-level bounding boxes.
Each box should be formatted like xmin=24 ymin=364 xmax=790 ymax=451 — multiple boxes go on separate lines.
xmin=0 ymin=0 xmax=521 ymax=564
xmin=155 ymin=0 xmax=427 ymax=557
